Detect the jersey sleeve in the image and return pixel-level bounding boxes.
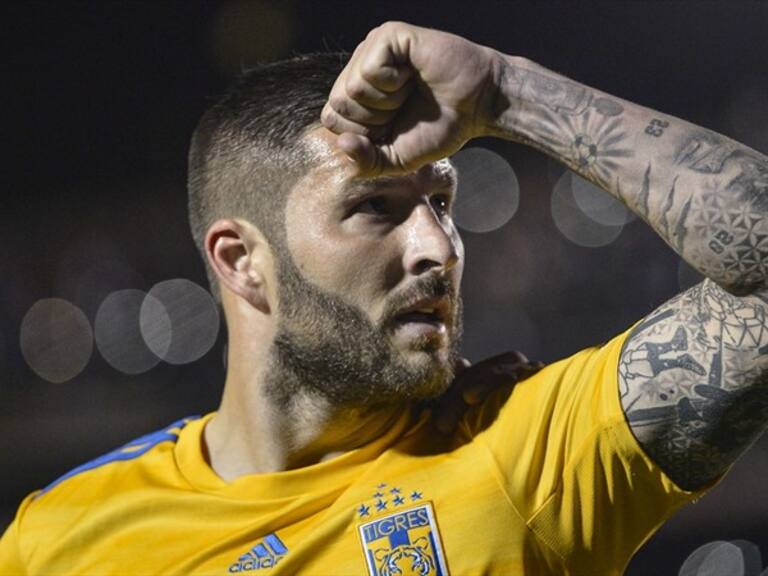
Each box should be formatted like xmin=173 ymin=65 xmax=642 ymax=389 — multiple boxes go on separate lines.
xmin=461 ymin=327 xmax=713 ymax=574
xmin=0 ymin=493 xmax=35 ymax=576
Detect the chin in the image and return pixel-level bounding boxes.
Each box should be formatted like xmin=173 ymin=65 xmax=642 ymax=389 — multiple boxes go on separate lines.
xmin=401 ymin=350 xmax=455 ymax=401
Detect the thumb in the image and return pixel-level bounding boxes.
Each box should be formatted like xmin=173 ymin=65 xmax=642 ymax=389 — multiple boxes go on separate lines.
xmin=363 ymin=59 xmax=415 ymax=93
xmin=337 ymin=133 xmax=377 ymax=174
xmin=337 ymin=133 xmax=403 ymax=177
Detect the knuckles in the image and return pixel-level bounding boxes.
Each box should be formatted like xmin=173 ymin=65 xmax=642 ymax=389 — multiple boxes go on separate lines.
xmin=328 ymin=96 xmax=350 ymax=117
xmin=345 ymin=78 xmax=369 ymax=101
xmin=320 ymin=106 xmax=337 ymax=129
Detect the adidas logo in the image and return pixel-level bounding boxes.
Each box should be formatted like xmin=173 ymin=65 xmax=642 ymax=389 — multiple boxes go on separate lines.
xmin=228 ymin=533 xmax=289 ymax=573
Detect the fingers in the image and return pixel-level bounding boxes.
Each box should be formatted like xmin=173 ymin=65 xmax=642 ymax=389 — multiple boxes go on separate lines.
xmin=324 ymin=22 xmax=494 ymax=177
xmin=433 ymin=384 xmax=469 ymax=435
xmin=335 ymin=133 xmax=380 ymax=174
xmin=462 ymin=360 xmax=544 ymax=405
xmin=322 ymin=25 xmax=419 ymax=177
xmin=432 ymin=352 xmax=545 ymax=435
xmin=322 ymin=69 xmax=415 ymax=176
xmin=358 ymin=39 xmax=414 ymax=93
xmin=324 ymin=33 xmax=414 ymax=129
xmin=430 ymin=357 xmax=471 ymax=434
xmin=454 ymin=357 xmax=472 ymax=375
xmin=341 ymin=70 xmax=414 ymax=110
xmin=321 ymin=105 xmax=390 ymax=142
xmin=334 ymin=133 xmax=404 ymax=178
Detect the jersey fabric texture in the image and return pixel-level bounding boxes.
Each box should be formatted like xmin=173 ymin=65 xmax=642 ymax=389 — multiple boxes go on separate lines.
xmin=0 ymin=329 xmax=712 ymax=575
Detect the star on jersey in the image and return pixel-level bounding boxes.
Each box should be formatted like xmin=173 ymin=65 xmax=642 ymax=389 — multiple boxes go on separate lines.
xmin=356 ymin=483 xmax=427 ymax=518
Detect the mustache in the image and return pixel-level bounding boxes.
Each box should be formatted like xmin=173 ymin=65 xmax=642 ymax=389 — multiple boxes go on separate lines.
xmin=381 ymin=275 xmax=457 ymax=323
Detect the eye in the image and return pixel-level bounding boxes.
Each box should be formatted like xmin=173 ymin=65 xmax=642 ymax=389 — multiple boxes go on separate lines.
xmin=430 ymin=194 xmax=452 ymax=216
xmin=355 ymin=196 xmax=390 ymax=216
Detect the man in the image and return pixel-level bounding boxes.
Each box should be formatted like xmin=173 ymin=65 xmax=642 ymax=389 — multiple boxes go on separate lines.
xmin=2 ymin=21 xmax=767 ymax=575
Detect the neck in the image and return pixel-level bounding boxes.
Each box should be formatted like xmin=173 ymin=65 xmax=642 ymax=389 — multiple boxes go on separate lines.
xmin=205 ymin=340 xmax=409 ymax=481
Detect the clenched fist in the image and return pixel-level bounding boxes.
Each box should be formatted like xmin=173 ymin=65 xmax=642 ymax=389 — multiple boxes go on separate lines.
xmin=322 ymin=21 xmax=500 ymax=176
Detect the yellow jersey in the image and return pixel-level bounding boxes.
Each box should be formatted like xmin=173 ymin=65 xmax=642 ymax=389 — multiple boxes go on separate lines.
xmin=0 ymin=329 xmax=708 ymax=575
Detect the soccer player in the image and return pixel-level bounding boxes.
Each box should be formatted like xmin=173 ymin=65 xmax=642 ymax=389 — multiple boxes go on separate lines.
xmin=3 ymin=21 xmax=768 ymax=575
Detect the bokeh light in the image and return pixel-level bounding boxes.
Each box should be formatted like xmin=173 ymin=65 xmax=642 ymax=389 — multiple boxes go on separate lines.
xmin=140 ymin=279 xmax=220 ymax=365
xmin=53 ymin=231 xmax=145 ymax=320
xmin=678 ymin=541 xmax=745 ymax=576
xmin=452 ymin=147 xmax=520 ymax=233
xmin=95 ymin=290 xmax=161 ymax=375
xmin=20 ymin=299 xmax=93 ymax=383
xmin=570 ymin=172 xmax=634 ymax=226
xmin=138 ymin=294 xmax=172 ymax=361
xmin=730 ymin=540 xmax=763 ymax=575
xmin=551 ymin=170 xmax=625 ymax=248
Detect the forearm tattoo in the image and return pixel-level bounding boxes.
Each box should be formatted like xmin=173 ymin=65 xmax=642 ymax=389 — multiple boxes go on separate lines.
xmin=498 ymin=61 xmax=768 ymax=297
xmin=644 ymin=118 xmax=669 ymax=138
xmin=671 ymin=132 xmax=768 ymax=293
xmin=627 ymin=132 xmax=768 ymax=294
xmin=620 ymin=281 xmax=768 ymax=490
xmin=496 ymin=64 xmax=632 ymax=189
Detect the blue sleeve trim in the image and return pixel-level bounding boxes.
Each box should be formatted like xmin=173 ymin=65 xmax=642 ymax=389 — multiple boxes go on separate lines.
xmin=36 ymin=415 xmax=201 ymax=497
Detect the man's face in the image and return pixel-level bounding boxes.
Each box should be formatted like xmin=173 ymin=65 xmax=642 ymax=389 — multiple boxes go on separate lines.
xmin=268 ymin=129 xmax=465 ymax=409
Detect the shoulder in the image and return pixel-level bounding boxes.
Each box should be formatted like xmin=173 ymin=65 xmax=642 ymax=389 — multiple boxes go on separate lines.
xmin=36 ymin=415 xmax=201 ymax=499
xmin=8 ymin=416 xmax=202 ymax=570
xmin=463 ymin=329 xmax=632 ymax=441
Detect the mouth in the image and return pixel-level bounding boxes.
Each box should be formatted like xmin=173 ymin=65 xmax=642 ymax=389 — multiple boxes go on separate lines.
xmin=391 ymin=296 xmax=451 ymax=337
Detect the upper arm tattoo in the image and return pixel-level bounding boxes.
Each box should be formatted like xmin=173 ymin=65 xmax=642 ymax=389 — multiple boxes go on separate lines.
xmin=619 ymin=280 xmax=768 ymax=490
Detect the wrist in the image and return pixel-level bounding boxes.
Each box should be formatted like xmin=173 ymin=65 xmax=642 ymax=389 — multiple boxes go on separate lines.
xmin=483 ymin=53 xmax=532 ymax=140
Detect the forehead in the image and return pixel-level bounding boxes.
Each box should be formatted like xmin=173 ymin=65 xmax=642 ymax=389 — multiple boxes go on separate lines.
xmin=298 ymin=128 xmax=457 ymax=202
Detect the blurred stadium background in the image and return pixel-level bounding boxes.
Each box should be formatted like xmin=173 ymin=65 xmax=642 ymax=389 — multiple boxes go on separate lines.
xmin=2 ymin=1 xmax=767 ymax=574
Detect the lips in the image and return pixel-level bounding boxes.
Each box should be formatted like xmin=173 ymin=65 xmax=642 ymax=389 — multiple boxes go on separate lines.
xmin=392 ymin=295 xmax=451 ymax=325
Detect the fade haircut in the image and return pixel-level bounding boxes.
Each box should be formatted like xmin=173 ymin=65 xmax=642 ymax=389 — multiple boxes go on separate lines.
xmin=187 ymin=53 xmax=349 ymax=302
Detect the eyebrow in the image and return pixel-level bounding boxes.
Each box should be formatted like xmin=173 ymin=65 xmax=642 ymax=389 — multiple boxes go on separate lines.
xmin=339 ymin=178 xmax=401 ymax=201
xmin=339 ymin=172 xmax=457 ymax=202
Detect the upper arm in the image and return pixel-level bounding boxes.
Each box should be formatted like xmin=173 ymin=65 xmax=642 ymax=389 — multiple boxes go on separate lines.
xmin=619 ymin=278 xmax=768 ymax=490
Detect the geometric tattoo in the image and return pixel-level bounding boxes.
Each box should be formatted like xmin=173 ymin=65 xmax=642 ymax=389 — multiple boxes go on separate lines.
xmin=619 ymin=280 xmax=768 ymax=490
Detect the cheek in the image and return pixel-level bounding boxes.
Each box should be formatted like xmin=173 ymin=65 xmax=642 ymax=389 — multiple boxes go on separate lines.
xmin=284 ymin=195 xmax=400 ymax=306
xmin=289 ymin=224 xmax=394 ymax=305
xmin=324 ymin=242 xmax=394 ymax=302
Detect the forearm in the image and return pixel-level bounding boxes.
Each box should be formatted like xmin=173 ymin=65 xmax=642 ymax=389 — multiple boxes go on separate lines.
xmin=490 ymin=55 xmax=768 ymax=295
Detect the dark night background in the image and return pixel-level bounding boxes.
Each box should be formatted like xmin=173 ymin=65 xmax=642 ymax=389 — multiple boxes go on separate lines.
xmin=1 ymin=1 xmax=767 ymax=574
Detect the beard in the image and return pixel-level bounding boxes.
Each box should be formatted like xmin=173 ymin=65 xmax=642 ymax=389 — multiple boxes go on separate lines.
xmin=265 ymin=249 xmax=463 ymax=410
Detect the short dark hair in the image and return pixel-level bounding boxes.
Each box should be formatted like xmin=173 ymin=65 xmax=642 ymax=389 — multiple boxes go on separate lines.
xmin=187 ymin=52 xmax=349 ymax=302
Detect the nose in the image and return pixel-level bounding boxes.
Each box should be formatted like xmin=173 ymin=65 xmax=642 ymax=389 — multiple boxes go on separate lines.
xmin=402 ymin=203 xmax=461 ymax=276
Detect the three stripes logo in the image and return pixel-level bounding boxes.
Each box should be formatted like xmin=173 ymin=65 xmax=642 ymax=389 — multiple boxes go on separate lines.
xmin=228 ymin=533 xmax=289 ymax=573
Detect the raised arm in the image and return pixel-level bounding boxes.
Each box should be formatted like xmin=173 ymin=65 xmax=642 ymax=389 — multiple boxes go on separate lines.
xmin=323 ymin=21 xmax=768 ymax=490
xmin=487 ymin=45 xmax=768 ymax=490
xmin=489 ymin=57 xmax=768 ymax=295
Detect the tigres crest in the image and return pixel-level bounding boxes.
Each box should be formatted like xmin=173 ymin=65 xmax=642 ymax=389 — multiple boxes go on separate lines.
xmin=358 ymin=502 xmax=449 ymax=576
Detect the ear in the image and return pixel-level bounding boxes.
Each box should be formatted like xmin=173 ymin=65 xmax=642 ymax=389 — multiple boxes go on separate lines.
xmin=205 ymin=219 xmax=272 ymax=314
